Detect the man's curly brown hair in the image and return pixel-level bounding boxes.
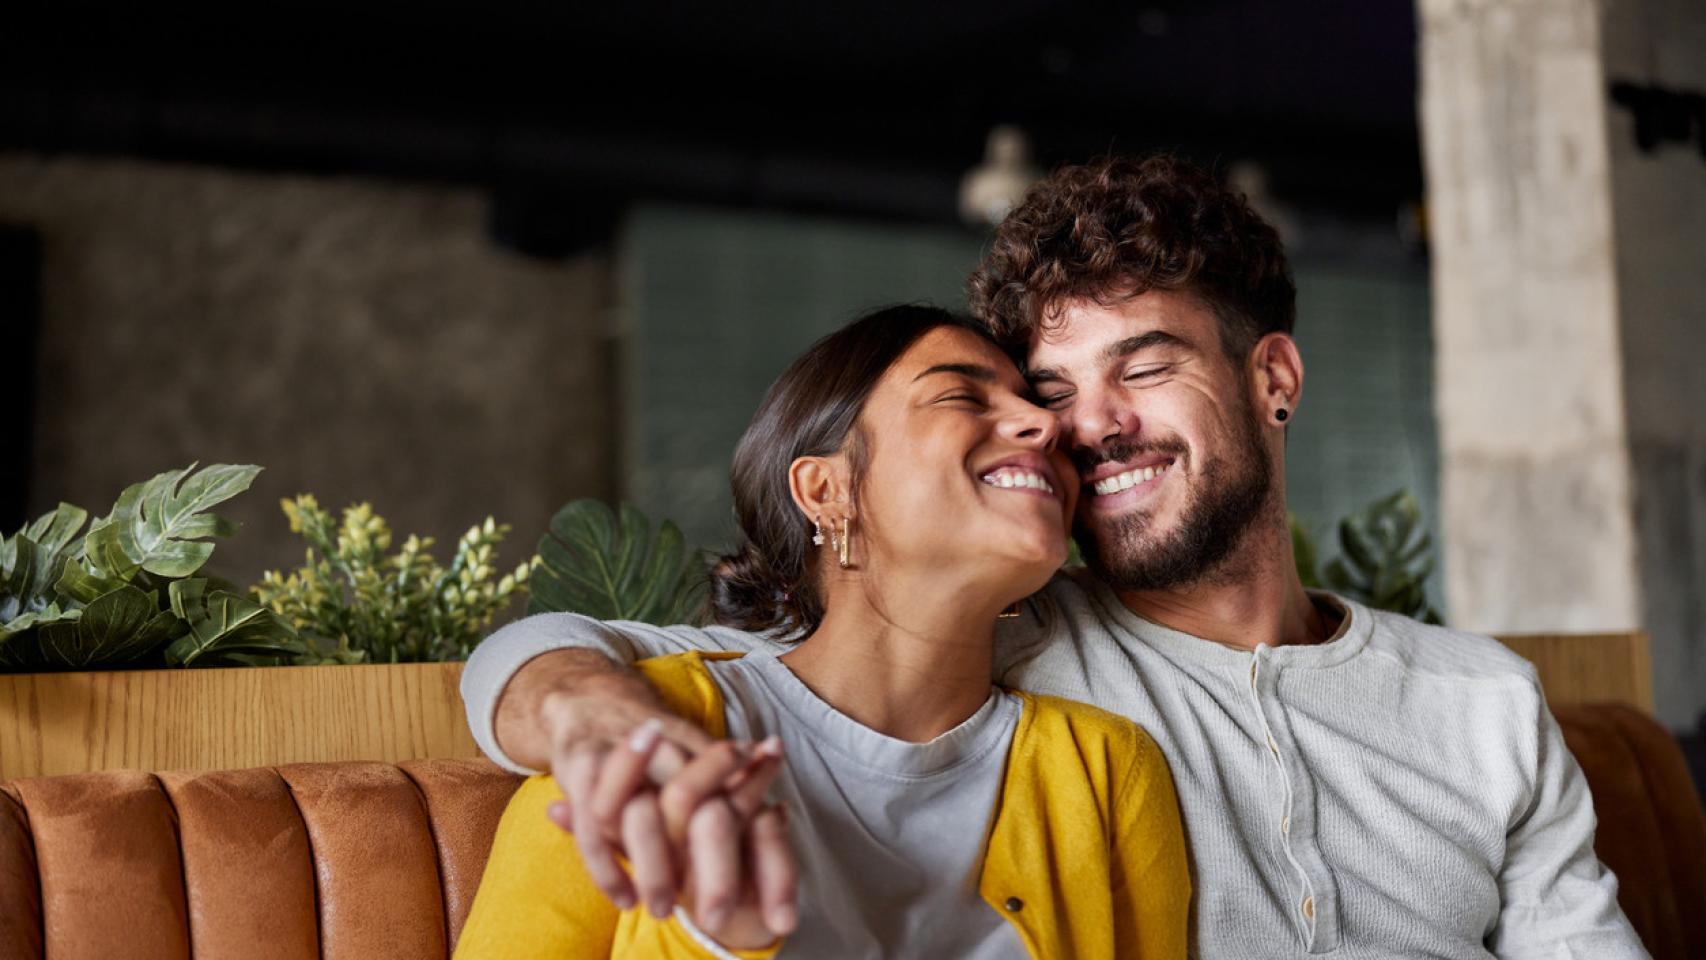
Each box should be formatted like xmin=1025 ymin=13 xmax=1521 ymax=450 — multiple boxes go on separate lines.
xmin=967 ymin=153 xmax=1295 ymax=362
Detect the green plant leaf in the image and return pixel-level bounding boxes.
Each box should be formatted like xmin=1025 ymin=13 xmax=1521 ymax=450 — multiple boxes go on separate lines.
xmin=1289 ymin=514 xmax=1320 ymax=589
xmin=164 ymin=578 xmax=305 ymax=667
xmin=84 ymin=463 xmax=258 ymax=581
xmin=27 ymin=584 xmax=182 ymax=669
xmin=1313 ymin=489 xmax=1442 ymax=624
xmin=2 ymin=503 xmax=92 ymax=634
xmin=1337 ymin=518 xmax=1380 ymax=575
xmin=1 ymin=604 xmax=81 ymax=645
xmin=53 ymin=559 xmax=128 ymax=605
xmin=529 ymin=500 xmax=706 ymax=625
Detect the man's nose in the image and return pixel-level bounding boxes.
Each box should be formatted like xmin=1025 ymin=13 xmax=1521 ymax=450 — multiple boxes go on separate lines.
xmin=1063 ymin=389 xmax=1136 ymax=450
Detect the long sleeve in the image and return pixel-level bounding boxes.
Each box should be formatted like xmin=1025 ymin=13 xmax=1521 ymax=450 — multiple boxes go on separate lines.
xmin=461 ymin=613 xmax=779 ymax=773
xmin=1487 ymin=689 xmax=1649 ymax=959
xmin=1111 ymin=726 xmax=1192 ymax=960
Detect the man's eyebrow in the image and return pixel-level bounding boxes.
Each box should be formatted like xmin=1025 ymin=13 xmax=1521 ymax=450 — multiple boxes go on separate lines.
xmin=912 ymin=362 xmax=999 ymax=383
xmin=1024 ymin=329 xmax=1193 ymax=384
xmin=1097 ymin=330 xmax=1193 ymax=365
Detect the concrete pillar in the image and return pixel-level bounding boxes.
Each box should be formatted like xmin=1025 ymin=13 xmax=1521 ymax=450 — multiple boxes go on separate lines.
xmin=1420 ymin=0 xmax=1706 ymax=728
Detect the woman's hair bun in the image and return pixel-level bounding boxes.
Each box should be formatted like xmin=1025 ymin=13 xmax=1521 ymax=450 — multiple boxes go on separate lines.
xmin=708 ymin=543 xmax=801 ymax=635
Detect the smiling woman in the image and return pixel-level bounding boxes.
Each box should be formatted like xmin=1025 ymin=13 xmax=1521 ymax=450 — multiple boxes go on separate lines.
xmin=455 ymin=304 xmax=1188 ymax=960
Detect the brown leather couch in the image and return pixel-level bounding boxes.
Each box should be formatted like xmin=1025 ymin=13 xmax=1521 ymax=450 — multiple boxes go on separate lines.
xmin=2 ymin=706 xmax=1702 ymax=959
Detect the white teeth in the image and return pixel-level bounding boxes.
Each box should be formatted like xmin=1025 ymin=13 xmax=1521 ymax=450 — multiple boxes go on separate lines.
xmin=1092 ymin=462 xmax=1172 ymax=496
xmin=980 ymin=468 xmax=1056 ymax=495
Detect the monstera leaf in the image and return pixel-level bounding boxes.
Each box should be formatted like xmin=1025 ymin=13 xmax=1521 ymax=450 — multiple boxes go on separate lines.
xmin=84 ymin=463 xmax=258 ymax=581
xmin=1 ymin=464 xmax=279 ymax=672
xmin=1 ymin=503 xmax=91 ymax=641
xmin=164 ymin=578 xmax=305 ymax=667
xmin=529 ymin=500 xmax=706 ymax=624
xmin=10 ymin=583 xmax=184 ymax=670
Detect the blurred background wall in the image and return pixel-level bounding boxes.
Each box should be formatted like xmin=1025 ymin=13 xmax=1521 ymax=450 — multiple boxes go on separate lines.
xmin=0 ymin=157 xmax=614 ymax=582
xmin=1 ymin=1 xmax=1700 ymax=736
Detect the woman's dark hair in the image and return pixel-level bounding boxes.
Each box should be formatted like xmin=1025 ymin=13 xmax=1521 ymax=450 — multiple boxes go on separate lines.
xmin=710 ymin=304 xmax=994 ymax=636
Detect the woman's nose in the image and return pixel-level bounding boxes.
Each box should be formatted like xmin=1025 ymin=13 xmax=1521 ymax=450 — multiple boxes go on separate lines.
xmin=1003 ymin=403 xmax=1062 ymax=450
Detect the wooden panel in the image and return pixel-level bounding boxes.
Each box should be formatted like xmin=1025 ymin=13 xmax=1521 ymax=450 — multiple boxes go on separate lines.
xmin=0 ymin=662 xmax=478 ymax=780
xmin=1495 ymin=632 xmax=1654 ymax=714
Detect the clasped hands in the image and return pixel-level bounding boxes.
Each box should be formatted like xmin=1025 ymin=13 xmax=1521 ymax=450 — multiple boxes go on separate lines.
xmin=540 ymin=688 xmax=800 ymax=950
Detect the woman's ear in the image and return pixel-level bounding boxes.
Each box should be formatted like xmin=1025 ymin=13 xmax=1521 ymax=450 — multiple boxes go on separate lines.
xmin=1252 ymin=332 xmax=1304 ymax=425
xmin=788 ymin=455 xmax=854 ymax=525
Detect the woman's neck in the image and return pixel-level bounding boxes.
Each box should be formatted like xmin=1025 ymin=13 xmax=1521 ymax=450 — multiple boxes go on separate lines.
xmin=778 ymin=579 xmax=1001 ymax=743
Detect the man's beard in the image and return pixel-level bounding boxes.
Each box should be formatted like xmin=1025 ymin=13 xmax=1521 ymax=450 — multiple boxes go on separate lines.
xmin=1072 ymin=414 xmax=1274 ymax=593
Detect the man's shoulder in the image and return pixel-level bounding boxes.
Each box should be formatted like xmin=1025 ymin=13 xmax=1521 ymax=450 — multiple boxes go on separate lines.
xmin=1352 ymin=600 xmax=1540 ymax=688
xmin=1027 ymin=567 xmax=1116 ymax=631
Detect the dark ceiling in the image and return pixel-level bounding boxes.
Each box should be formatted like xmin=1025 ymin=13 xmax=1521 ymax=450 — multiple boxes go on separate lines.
xmin=2 ymin=1 xmax=1422 ymax=240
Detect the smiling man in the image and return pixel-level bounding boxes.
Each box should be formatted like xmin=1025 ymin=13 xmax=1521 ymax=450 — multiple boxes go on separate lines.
xmin=460 ymin=155 xmax=1646 ymax=958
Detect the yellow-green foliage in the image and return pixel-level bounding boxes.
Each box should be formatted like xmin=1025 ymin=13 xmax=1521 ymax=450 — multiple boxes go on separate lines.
xmin=253 ymin=495 xmax=536 ymax=663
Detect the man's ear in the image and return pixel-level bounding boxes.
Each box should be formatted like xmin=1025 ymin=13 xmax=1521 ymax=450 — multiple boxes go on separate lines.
xmin=1251 ymin=332 xmax=1304 ymax=424
xmin=787 ymin=454 xmax=854 ymax=525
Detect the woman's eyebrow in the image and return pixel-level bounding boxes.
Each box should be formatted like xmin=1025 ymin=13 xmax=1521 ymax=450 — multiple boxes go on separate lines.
xmin=912 ymin=362 xmax=999 ymax=383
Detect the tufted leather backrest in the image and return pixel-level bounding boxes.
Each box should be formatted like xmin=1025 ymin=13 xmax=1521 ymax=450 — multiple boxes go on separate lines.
xmin=0 ymin=759 xmax=521 ymax=960
xmin=1553 ymin=704 xmax=1706 ymax=960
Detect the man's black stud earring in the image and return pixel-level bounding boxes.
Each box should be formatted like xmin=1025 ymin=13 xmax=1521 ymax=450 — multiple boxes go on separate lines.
xmin=1275 ymin=408 xmax=1289 ymax=422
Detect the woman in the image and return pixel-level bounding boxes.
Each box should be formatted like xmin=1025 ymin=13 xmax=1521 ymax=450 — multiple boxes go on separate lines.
xmin=456 ymin=305 xmax=1188 ymax=959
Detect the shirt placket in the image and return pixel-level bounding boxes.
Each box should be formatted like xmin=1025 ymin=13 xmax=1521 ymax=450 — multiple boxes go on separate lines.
xmin=1248 ymin=645 xmax=1342 ymax=954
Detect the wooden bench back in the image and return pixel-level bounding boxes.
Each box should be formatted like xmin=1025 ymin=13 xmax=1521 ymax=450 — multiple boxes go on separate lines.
xmin=1495 ymin=631 xmax=1653 ymax=714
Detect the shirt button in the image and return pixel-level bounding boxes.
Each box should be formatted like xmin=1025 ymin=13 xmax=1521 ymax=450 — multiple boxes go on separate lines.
xmin=1302 ymin=896 xmax=1314 ymax=920
xmin=1004 ymin=897 xmax=1024 ymax=912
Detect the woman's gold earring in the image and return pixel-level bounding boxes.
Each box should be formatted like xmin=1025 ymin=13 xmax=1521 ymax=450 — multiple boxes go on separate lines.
xmin=837 ymin=517 xmax=851 ymax=569
xmin=812 ymin=517 xmax=825 ymax=546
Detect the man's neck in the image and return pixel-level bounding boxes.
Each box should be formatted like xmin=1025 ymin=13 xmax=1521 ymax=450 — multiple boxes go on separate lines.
xmin=1115 ymin=519 xmax=1336 ymax=651
xmin=779 ymin=577 xmax=1000 ymax=743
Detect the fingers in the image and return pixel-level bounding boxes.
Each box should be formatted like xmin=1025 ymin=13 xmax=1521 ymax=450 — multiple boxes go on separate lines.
xmin=621 ymin=794 xmax=678 ymax=918
xmin=748 ymin=805 xmax=798 ymax=936
xmin=686 ymin=798 xmax=743 ymax=932
xmin=558 ymin=745 xmax=636 ymax=909
xmin=726 ymin=738 xmax=783 ymax=819
xmin=589 ymin=719 xmax=664 ymax=827
xmin=650 ymin=714 xmax=718 ymax=755
xmin=657 ymin=741 xmax=751 ymax=843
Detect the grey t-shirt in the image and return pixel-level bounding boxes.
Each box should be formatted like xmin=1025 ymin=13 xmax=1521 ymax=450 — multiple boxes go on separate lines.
xmin=695 ymin=652 xmax=1028 ymax=959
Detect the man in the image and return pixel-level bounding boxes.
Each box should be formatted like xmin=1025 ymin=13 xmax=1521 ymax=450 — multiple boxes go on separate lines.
xmin=462 ymin=154 xmax=1646 ymax=957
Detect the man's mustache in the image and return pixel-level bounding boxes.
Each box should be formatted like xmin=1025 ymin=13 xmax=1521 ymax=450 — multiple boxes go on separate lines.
xmin=1071 ymin=437 xmax=1189 ymax=476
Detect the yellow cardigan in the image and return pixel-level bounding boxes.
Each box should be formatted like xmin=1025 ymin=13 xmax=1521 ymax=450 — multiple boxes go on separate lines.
xmin=455 ymin=652 xmax=1190 ymax=959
